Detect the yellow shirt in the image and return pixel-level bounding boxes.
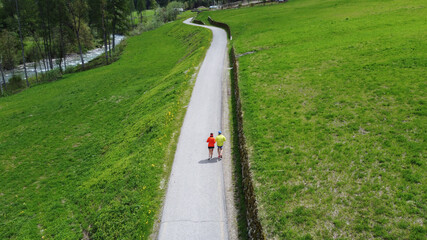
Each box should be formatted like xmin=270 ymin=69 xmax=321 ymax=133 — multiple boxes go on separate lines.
xmin=215 ymin=134 xmax=226 ymax=146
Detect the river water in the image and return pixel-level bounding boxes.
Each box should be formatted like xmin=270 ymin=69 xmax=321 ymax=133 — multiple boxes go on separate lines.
xmin=1 ymin=35 xmax=125 ymax=83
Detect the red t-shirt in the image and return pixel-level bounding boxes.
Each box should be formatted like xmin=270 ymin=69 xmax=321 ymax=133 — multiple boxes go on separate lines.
xmin=207 ymin=137 xmax=216 ymax=147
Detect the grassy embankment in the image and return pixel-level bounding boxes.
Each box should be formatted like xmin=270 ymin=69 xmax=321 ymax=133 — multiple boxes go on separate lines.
xmin=197 ymin=0 xmax=426 ymax=239
xmin=0 ymin=16 xmax=211 ymax=239
xmin=5 ymin=9 xmax=174 ymax=95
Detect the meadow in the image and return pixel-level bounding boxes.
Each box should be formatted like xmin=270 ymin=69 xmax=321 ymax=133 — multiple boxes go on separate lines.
xmin=0 ymin=15 xmax=211 ymax=239
xmin=197 ymin=0 xmax=426 ymax=239
xmin=131 ymin=10 xmax=155 ymax=25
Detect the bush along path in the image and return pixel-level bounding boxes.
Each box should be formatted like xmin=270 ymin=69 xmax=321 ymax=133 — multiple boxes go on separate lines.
xmin=157 ymin=18 xmax=232 ymax=240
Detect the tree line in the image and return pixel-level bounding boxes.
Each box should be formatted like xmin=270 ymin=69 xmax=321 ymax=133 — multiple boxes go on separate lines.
xmin=0 ymin=0 xmax=237 ymax=94
xmin=0 ymin=0 xmax=152 ymax=92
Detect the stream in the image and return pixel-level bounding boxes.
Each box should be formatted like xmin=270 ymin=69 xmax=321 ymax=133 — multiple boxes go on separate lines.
xmin=1 ymin=35 xmax=125 ymax=83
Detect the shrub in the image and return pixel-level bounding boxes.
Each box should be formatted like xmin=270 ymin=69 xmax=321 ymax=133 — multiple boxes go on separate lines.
xmin=0 ymin=30 xmax=19 ymax=70
xmin=130 ymin=3 xmax=184 ymax=36
xmin=40 ymin=69 xmax=62 ymax=82
xmin=7 ymin=75 xmax=24 ymax=90
xmin=166 ymin=2 xmax=185 ymax=21
xmin=155 ymin=2 xmax=184 ymax=23
xmin=64 ymin=66 xmax=76 ymax=74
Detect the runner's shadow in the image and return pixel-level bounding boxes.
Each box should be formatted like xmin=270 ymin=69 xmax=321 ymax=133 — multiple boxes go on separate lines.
xmin=198 ymin=158 xmax=221 ymax=164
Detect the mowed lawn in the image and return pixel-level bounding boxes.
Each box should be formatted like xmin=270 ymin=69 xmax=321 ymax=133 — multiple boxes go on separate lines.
xmin=198 ymin=0 xmax=426 ymax=239
xmin=0 ymin=19 xmax=210 ymax=239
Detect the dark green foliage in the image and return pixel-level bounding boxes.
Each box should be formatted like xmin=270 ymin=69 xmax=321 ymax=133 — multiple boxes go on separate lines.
xmin=39 ymin=69 xmax=62 ymax=82
xmin=7 ymin=74 xmax=23 ymax=90
xmin=135 ymin=0 xmax=145 ymax=13
xmin=108 ymin=0 xmax=130 ymax=35
xmin=0 ymin=30 xmax=19 ymax=70
xmin=155 ymin=2 xmax=185 ymax=23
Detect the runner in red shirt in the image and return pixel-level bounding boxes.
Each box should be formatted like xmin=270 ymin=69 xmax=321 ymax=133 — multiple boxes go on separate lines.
xmin=206 ymin=133 xmax=216 ymax=159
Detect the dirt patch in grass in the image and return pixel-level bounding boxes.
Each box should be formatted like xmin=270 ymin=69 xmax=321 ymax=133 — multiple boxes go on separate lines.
xmin=0 ymin=18 xmax=211 ymax=239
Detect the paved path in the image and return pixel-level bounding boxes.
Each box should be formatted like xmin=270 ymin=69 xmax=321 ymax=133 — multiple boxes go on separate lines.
xmin=157 ymin=19 xmax=230 ymax=240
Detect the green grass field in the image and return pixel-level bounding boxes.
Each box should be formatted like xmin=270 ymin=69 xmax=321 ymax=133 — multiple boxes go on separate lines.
xmin=198 ymin=0 xmax=426 ymax=239
xmin=131 ymin=10 xmax=155 ymax=25
xmin=0 ymin=18 xmax=210 ymax=239
xmin=144 ymin=9 xmax=155 ymax=18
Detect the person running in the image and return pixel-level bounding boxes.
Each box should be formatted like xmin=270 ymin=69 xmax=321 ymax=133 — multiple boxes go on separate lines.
xmin=216 ymin=131 xmax=226 ymax=159
xmin=206 ymin=133 xmax=216 ymax=159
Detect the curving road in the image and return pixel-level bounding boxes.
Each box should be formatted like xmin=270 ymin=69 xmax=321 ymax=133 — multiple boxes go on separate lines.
xmin=157 ymin=18 xmax=230 ymax=240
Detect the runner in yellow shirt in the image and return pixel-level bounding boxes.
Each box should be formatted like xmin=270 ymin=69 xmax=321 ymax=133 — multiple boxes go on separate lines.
xmin=215 ymin=131 xmax=226 ymax=159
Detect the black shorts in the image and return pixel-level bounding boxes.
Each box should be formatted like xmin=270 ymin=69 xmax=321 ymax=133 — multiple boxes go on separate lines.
xmin=217 ymin=146 xmax=223 ymax=149
xmin=208 ymin=146 xmax=214 ymax=149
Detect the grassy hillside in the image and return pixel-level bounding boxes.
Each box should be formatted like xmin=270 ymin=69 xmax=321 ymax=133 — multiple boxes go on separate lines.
xmin=0 ymin=18 xmax=210 ymax=239
xmin=198 ymin=0 xmax=426 ymax=239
